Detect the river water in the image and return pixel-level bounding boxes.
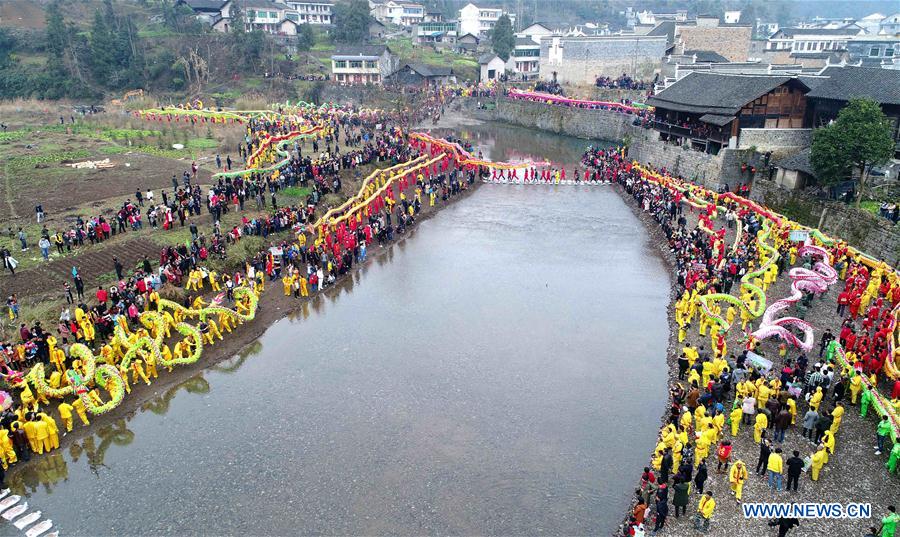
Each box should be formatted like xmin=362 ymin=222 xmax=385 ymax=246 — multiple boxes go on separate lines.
xmin=2 ymin=123 xmax=672 ymax=536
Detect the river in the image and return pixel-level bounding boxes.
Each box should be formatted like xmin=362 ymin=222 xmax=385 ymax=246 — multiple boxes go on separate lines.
xmin=2 ymin=123 xmax=672 ymax=536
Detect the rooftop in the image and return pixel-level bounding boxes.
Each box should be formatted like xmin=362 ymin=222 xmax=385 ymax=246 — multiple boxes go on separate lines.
xmin=774 ymin=148 xmax=815 ymax=176
xmin=647 ymin=72 xmax=810 ymax=116
xmin=774 ymin=27 xmax=863 ymax=37
xmin=396 ymin=62 xmax=453 ymax=77
xmin=807 ymin=66 xmax=900 ymax=105
xmin=683 ymin=49 xmax=729 ymax=63
xmin=332 ymin=45 xmax=389 ymax=58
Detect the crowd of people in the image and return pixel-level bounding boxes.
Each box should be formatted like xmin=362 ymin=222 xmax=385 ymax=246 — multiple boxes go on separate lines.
xmin=0 ymin=97 xmax=498 ymax=481
xmin=595 ymin=73 xmax=655 ymax=92
xmin=578 ymin=147 xmax=899 ymax=537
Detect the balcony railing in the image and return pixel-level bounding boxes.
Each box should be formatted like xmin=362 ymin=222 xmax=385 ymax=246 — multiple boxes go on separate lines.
xmin=647 ymin=118 xmax=729 ymax=144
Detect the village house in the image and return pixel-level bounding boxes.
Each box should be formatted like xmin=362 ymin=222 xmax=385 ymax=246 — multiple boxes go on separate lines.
xmin=386 ymin=63 xmax=456 ymax=87
xmin=414 ymin=20 xmax=459 ymax=43
xmin=765 ymin=27 xmax=863 ymax=56
xmin=368 ymin=0 xmax=425 ymax=27
xmin=454 ymin=32 xmax=480 ymax=54
xmin=845 ymin=36 xmax=900 ymax=69
xmin=458 ymin=3 xmax=516 ymax=39
xmin=280 ymin=0 xmax=333 ymax=25
xmin=478 ymin=53 xmax=506 ymax=82
xmin=330 ymin=45 xmax=398 ymax=85
xmin=193 ymin=0 xmax=303 ymax=34
xmin=646 ymin=72 xmax=811 ymax=154
xmin=539 ymin=35 xmax=667 ymax=86
xmin=805 ymin=66 xmax=900 ymax=156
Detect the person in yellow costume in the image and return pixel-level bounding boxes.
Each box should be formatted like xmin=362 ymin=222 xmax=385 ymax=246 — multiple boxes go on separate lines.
xmin=754 ymin=413 xmax=768 ymax=443
xmin=58 ymin=401 xmax=74 ymax=433
xmin=786 ymin=397 xmax=797 ymax=425
xmin=756 ymin=382 xmax=771 ymax=410
xmin=0 ymin=428 xmax=16 ymax=468
xmin=694 ymin=404 xmax=707 ymax=426
xmin=217 ymin=313 xmax=234 ymax=334
xmin=209 ymin=318 xmax=224 ymax=341
xmin=38 ymin=412 xmax=59 ymax=450
xmin=132 ymin=359 xmax=152 ymax=385
xmin=695 ymin=433 xmax=711 ymax=466
xmin=144 ymin=352 xmax=159 ymax=379
xmin=88 ymin=388 xmax=103 ymax=408
xmin=208 ymin=270 xmax=221 ymax=291
xmin=821 ymin=430 xmax=835 ymax=463
xmin=72 ymin=396 xmax=90 ymax=426
xmin=740 ymin=304 xmax=753 ymax=331
xmin=282 ymin=274 xmax=293 ymax=296
xmin=729 ymin=459 xmax=748 ymax=501
xmin=192 ymin=295 xmax=207 ymax=310
xmin=118 ymin=364 xmax=132 ymax=393
xmin=678 ymin=324 xmax=688 ymax=343
xmin=849 ymin=374 xmax=862 ymax=404
xmin=680 ymin=410 xmax=693 ymax=433
xmin=810 ymin=446 xmax=826 ymax=481
xmin=31 ymin=416 xmax=50 ymax=455
xmin=830 ymin=403 xmax=844 ymax=434
xmin=695 ymin=491 xmax=715 ymax=532
xmin=808 ymin=387 xmax=823 ymax=411
xmin=729 ymin=405 xmax=743 ymax=436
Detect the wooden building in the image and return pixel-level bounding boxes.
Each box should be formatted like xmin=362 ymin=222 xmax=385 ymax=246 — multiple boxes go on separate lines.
xmin=646 ymin=72 xmax=811 ymax=153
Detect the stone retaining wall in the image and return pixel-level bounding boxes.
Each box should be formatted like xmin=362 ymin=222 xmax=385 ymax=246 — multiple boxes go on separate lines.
xmin=470 ymin=97 xmax=634 ymax=141
xmin=738 ymin=128 xmax=813 ymax=156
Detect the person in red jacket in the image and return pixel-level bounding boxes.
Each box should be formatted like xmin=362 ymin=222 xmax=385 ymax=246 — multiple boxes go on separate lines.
xmin=95 ymin=286 xmax=108 ymax=304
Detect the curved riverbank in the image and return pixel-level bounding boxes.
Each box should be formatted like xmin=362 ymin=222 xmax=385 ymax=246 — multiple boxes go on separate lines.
xmin=5 ymin=163 xmax=485 ymax=483
xmin=609 ymin=165 xmax=899 ymax=537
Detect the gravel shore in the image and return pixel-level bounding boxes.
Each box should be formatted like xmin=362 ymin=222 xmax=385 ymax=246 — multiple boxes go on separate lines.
xmin=617 ymin=184 xmax=899 ymax=537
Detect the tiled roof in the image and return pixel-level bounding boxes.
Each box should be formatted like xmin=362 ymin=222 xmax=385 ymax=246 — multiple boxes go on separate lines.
xmin=647 ymin=72 xmax=809 ymax=115
xmin=776 ymin=27 xmax=862 ymax=37
xmin=807 ymin=66 xmax=900 ymax=105
xmin=774 ymin=148 xmax=815 ymax=176
xmin=683 ymin=49 xmax=729 ymax=63
xmin=398 ymin=62 xmax=453 ymax=77
xmin=478 ymin=53 xmax=499 ymax=64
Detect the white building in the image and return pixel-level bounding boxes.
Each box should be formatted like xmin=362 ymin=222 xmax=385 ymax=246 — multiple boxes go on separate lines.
xmin=369 ymin=0 xmax=425 ymax=27
xmin=882 ymin=13 xmax=900 ymax=35
xmin=506 ymin=24 xmax=552 ymax=79
xmin=723 ymin=10 xmax=742 ymax=24
xmin=331 ymin=45 xmax=398 ymax=85
xmin=206 ymin=0 xmax=304 ymax=35
xmin=281 ymin=1 xmax=333 ymax=25
xmin=458 ymin=3 xmax=516 ymax=39
xmin=478 ymin=53 xmax=506 ymax=82
xmin=765 ymin=27 xmax=864 ymax=55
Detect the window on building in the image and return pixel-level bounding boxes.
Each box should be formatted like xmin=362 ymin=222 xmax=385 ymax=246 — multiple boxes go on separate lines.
xmin=870 ymin=47 xmax=880 ymax=57
xmin=334 ymin=60 xmax=346 ymax=68
xmin=269 ymin=11 xmax=277 ymax=18
xmin=247 ymin=9 xmax=256 ymax=18
xmin=886 ymin=48 xmax=895 ymax=57
xmin=350 ymin=61 xmax=363 ymax=68
xmin=286 ymin=13 xmax=299 ymax=21
xmin=365 ymin=60 xmax=377 ymax=68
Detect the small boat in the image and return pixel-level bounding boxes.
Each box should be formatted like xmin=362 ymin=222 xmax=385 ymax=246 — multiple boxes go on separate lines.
xmin=26 ymin=519 xmax=53 ymax=537
xmin=0 ymin=489 xmax=9 ymax=500
xmin=15 ymin=511 xmax=41 ymax=529
xmin=40 ymin=531 xmax=58 ymax=537
xmin=0 ymin=495 xmax=20 ymax=511
xmin=2 ymin=502 xmax=27 ymax=520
